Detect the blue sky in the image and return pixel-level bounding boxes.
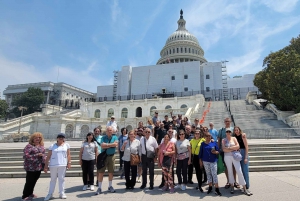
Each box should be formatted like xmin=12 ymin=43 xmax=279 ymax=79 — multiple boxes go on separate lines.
xmin=1 ymin=0 xmax=300 ymax=96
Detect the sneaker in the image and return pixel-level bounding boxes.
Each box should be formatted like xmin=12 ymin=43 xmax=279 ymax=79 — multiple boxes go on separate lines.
xmin=181 ymin=184 xmax=186 ymax=191
xmin=108 ymin=186 xmax=116 ymax=193
xmin=244 ymin=189 xmax=251 ymax=196
xmin=137 ymin=177 xmax=141 ymax=183
xmin=174 ymin=184 xmax=181 ymax=189
xmin=29 ymin=194 xmax=37 ymax=199
xmin=161 ymin=186 xmax=169 ymax=191
xmin=59 ymin=193 xmax=67 ymax=199
xmin=95 ymin=188 xmax=102 ymax=195
xmin=90 ymin=185 xmax=95 ymax=191
xmin=44 ymin=194 xmax=53 ymax=201
xmin=83 ymin=185 xmax=88 ymax=191
xmin=170 ymin=188 xmax=175 ymax=194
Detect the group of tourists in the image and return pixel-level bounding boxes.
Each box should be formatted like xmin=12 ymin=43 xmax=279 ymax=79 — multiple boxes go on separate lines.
xmin=21 ymin=114 xmax=252 ymax=200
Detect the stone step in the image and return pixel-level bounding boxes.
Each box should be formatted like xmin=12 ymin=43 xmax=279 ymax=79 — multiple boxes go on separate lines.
xmin=248 ymin=150 xmax=300 ymax=156
xmin=250 ymin=159 xmax=300 ymax=166
xmin=249 ymin=164 xmax=300 ymax=172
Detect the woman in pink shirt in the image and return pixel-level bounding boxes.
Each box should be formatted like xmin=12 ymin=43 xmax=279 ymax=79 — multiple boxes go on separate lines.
xmin=158 ymin=133 xmax=176 ymax=193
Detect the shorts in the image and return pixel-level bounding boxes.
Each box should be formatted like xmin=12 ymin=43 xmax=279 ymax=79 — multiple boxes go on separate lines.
xmin=98 ymin=155 xmax=116 ymax=173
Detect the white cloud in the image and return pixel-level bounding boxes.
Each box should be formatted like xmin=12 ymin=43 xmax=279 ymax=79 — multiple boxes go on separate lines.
xmin=0 ymin=55 xmax=100 ymax=95
xmin=260 ymin=0 xmax=299 ymax=13
xmin=111 ymin=0 xmax=121 ymax=23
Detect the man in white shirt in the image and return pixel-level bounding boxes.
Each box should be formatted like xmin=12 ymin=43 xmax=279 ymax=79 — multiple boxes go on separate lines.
xmin=140 ymin=128 xmax=158 ymax=190
xmin=107 ymin=116 xmax=118 ymax=134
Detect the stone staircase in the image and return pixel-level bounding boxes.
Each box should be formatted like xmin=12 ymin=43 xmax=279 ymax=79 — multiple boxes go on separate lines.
xmin=1 ymin=142 xmax=300 ymax=178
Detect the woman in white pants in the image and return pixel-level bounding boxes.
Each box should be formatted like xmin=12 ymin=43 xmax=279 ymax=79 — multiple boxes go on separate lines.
xmin=222 ymin=129 xmax=250 ymax=196
xmin=44 ymin=133 xmax=71 ymax=200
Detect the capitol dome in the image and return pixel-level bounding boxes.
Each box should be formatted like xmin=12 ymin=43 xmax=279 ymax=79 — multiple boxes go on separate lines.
xmin=157 ymin=10 xmax=207 ymax=64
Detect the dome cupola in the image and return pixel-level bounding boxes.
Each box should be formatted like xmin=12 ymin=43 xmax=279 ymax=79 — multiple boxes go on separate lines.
xmin=157 ymin=9 xmax=207 ymax=64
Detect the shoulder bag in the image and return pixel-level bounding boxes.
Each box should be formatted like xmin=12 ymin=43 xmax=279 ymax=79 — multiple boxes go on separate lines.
xmin=144 ymin=138 xmax=155 ymax=159
xmin=162 ymin=142 xmax=172 ymax=168
xmin=129 ymin=140 xmax=140 ymax=166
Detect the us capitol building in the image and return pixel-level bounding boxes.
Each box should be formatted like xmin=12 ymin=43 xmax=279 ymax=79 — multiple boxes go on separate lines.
xmin=1 ymin=10 xmax=257 ymax=139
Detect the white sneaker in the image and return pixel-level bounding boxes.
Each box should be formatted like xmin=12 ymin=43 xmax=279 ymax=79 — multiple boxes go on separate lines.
xmin=137 ymin=177 xmax=141 ymax=183
xmin=90 ymin=185 xmax=95 ymax=191
xmin=181 ymin=184 xmax=186 ymax=191
xmin=44 ymin=194 xmax=53 ymax=201
xmin=174 ymin=184 xmax=181 ymax=189
xmin=59 ymin=193 xmax=67 ymax=199
xmin=83 ymin=185 xmax=88 ymax=191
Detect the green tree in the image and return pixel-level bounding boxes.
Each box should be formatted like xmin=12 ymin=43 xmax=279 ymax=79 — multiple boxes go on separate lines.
xmin=254 ymin=34 xmax=300 ymax=112
xmin=12 ymin=87 xmax=44 ymax=116
xmin=0 ymin=99 xmax=8 ymax=119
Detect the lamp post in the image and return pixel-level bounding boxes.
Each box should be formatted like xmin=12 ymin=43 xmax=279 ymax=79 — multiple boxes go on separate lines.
xmin=18 ymin=106 xmax=27 ymax=134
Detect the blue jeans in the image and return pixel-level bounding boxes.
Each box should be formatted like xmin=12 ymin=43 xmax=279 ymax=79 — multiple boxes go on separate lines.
xmin=240 ymin=149 xmax=250 ymax=189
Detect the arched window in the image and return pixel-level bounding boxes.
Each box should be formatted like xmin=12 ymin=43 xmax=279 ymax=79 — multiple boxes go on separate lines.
xmin=80 ymin=125 xmax=89 ymax=138
xmin=150 ymin=106 xmax=156 ymax=116
xmin=165 ymin=105 xmax=172 ymax=109
xmin=136 ymin=107 xmax=142 ymax=117
xmin=180 ymin=104 xmax=188 ymax=108
xmin=107 ymin=108 xmax=114 ymax=118
xmin=121 ymin=108 xmax=128 ymax=118
xmin=65 ymin=124 xmax=74 ymax=138
xmin=94 ymin=109 xmax=100 ymax=118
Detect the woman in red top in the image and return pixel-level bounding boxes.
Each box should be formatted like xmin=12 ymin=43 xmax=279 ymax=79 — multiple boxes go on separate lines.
xmin=22 ymin=132 xmax=46 ymax=201
xmin=158 ymin=133 xmax=176 ymax=193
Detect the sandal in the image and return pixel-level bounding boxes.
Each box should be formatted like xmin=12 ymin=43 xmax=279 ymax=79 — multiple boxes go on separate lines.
xmin=225 ymin=183 xmax=230 ymax=189
xmin=234 ymin=183 xmax=240 ymax=188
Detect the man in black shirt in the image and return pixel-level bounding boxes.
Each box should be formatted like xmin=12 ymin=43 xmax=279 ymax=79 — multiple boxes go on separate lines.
xmin=154 ymin=122 xmax=166 ymax=145
xmin=163 ymin=115 xmax=170 ymax=130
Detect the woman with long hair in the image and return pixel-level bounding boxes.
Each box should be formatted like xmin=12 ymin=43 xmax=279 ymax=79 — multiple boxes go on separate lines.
xmin=158 ymin=133 xmax=176 ymax=193
xmin=233 ymin=126 xmax=252 ymax=195
xmin=175 ymin=129 xmax=191 ymax=191
xmin=222 ymin=129 xmax=250 ymax=196
xmin=79 ymin=132 xmax=98 ymax=191
xmin=44 ymin=133 xmax=71 ymax=200
xmin=21 ymin=132 xmax=46 ymax=201
xmin=190 ymin=129 xmax=205 ymax=192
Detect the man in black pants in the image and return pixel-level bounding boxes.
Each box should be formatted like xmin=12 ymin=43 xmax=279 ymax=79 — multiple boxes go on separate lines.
xmin=140 ymin=128 xmax=158 ymax=190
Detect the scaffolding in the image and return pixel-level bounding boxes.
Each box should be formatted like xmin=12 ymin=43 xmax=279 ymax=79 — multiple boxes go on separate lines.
xmin=113 ymin=71 xmax=118 ymax=101
xmin=221 ymin=61 xmax=229 ymax=100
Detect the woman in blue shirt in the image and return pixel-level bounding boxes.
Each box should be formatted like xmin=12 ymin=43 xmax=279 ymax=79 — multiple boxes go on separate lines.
xmin=199 ymin=133 xmax=222 ymax=196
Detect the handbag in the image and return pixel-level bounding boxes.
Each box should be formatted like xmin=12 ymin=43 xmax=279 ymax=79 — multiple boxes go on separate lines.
xmin=232 ymin=150 xmax=242 ymax=161
xmin=144 ymin=138 xmax=156 ymax=159
xmin=96 ymin=138 xmax=112 ymax=169
xmin=177 ymin=152 xmax=187 ymax=160
xmin=129 ymin=141 xmax=140 ymax=166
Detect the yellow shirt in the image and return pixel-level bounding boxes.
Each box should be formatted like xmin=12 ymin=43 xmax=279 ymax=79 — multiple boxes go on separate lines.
xmin=190 ymin=138 xmax=205 ymax=155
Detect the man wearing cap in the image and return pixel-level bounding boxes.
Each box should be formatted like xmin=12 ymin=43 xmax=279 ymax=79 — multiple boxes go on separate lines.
xmin=107 ymin=116 xmax=118 ymax=134
xmin=152 ymin=112 xmax=160 ymax=125
xmin=217 ymin=117 xmax=237 ymax=189
xmin=95 ymin=126 xmax=118 ymax=195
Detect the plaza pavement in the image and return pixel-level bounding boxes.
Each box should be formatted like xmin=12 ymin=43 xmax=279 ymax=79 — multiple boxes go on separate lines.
xmin=1 ymin=170 xmax=300 ymax=201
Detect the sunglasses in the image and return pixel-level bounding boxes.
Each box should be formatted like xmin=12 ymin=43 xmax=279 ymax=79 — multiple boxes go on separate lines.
xmin=226 ymin=131 xmax=231 ymax=133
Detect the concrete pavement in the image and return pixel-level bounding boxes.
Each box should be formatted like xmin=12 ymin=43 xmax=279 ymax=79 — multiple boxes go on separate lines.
xmin=1 ymin=170 xmax=300 ymax=201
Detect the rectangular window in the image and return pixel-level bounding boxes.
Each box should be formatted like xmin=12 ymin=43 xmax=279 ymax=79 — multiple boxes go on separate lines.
xmin=177 ymin=48 xmax=179 ymax=53
xmin=181 ymin=48 xmax=183 ymax=53
xmin=171 ymin=76 xmax=175 ymax=80
xmin=184 ymin=75 xmax=188 ymax=79
xmin=189 ymin=48 xmax=191 ymax=53
xmin=185 ymin=48 xmax=187 ymax=53
xmin=184 ymin=87 xmax=188 ymax=91
xmin=206 ymin=74 xmax=210 ymax=79
xmin=173 ymin=49 xmax=175 ymax=53
xmin=206 ymin=87 xmax=210 ymax=92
